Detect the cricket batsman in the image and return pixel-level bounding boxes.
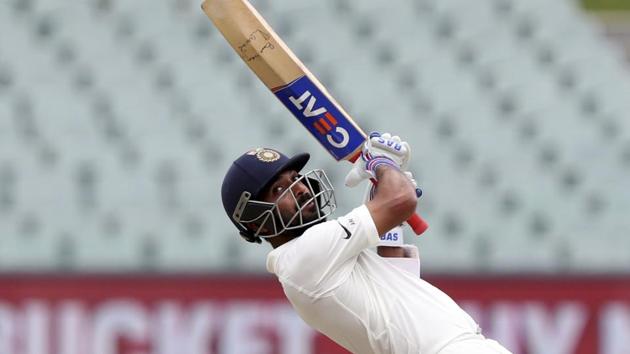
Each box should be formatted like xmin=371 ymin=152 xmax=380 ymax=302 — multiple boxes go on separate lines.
xmin=221 ymin=132 xmax=512 ymax=354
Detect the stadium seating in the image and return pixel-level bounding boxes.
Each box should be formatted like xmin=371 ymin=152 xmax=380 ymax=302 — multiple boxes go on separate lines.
xmin=0 ymin=0 xmax=628 ymax=273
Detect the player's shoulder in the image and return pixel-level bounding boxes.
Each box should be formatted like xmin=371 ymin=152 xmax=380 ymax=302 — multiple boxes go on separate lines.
xmin=303 ymin=217 xmax=342 ymax=238
xmin=291 ymin=216 xmax=346 ymax=252
xmin=267 ymin=220 xmax=337 ymax=265
xmin=335 ymin=204 xmax=377 ymax=237
xmin=301 ymin=204 xmax=373 ymax=239
xmin=271 ymin=205 xmax=376 ymax=271
xmin=296 ymin=205 xmax=376 ymax=253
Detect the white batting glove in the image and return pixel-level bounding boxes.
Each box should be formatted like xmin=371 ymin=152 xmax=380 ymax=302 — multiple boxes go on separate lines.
xmin=344 ymin=132 xmax=411 ymax=188
xmin=403 ymin=171 xmax=423 ymax=199
xmin=367 ymin=132 xmax=411 ymax=170
xmin=361 ymin=171 xmax=423 ymax=205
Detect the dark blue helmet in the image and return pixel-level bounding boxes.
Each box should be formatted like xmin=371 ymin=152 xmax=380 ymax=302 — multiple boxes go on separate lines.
xmin=222 ymin=148 xmax=336 ymax=243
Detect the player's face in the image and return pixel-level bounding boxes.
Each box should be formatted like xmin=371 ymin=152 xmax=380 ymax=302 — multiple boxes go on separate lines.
xmin=262 ymin=170 xmax=319 ymax=227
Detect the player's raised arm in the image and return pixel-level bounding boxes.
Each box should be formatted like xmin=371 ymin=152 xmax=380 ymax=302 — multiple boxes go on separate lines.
xmin=203 ymin=0 xmax=428 ymax=235
xmin=345 ymin=132 xmax=420 ymax=236
xmin=366 ymin=166 xmax=417 ymax=236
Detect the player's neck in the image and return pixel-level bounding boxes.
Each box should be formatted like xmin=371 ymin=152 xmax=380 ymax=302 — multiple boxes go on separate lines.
xmin=268 ymin=233 xmax=300 ymax=248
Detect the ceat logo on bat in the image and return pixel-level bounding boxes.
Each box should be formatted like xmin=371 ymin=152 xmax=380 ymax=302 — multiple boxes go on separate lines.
xmin=288 ymin=91 xmax=347 ymax=148
xmin=274 ymin=75 xmax=364 ymax=161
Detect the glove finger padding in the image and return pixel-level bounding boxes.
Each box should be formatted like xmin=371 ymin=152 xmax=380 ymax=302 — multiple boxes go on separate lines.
xmin=362 ymin=182 xmax=376 ymax=204
xmin=400 ymin=141 xmax=411 ymax=170
xmin=379 ymin=132 xmax=391 ymax=140
xmin=344 ymin=157 xmax=374 ymax=188
xmin=368 ymin=133 xmax=410 ymax=169
xmin=403 ymin=171 xmax=423 ymax=198
xmin=362 ymin=172 xmax=420 ymax=204
xmin=345 ymin=131 xmax=413 ymax=188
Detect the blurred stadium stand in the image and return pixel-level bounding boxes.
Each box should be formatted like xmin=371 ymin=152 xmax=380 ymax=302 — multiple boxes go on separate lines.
xmin=0 ymin=0 xmax=629 ymax=274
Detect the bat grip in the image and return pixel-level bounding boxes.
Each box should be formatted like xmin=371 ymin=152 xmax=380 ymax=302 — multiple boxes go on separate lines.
xmin=406 ymin=212 xmax=429 ymax=235
xmin=370 ymin=179 xmax=428 ymax=235
xmin=349 ymin=152 xmax=428 ymax=235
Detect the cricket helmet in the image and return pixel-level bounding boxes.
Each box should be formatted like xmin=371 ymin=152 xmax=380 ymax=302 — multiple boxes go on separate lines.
xmin=221 ymin=148 xmax=336 ymax=243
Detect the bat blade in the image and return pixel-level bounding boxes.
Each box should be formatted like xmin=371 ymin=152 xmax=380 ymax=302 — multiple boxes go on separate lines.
xmin=202 ymin=0 xmax=365 ymax=161
xmin=202 ymin=0 xmax=428 ymax=235
xmin=272 ymin=76 xmax=367 ymax=161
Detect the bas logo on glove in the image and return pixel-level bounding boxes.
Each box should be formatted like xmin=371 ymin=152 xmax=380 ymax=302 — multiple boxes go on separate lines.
xmin=373 ymin=135 xmax=402 ymax=152
xmin=345 ymin=132 xmax=412 ymax=188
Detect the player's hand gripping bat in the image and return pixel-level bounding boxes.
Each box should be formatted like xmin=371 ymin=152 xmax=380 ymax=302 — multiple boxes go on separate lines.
xmin=202 ymin=0 xmax=428 ymax=235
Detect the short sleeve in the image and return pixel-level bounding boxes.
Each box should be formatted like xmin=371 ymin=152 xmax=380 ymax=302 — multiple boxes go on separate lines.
xmin=331 ymin=204 xmax=381 ymax=255
xmin=279 ymin=205 xmax=380 ymax=294
xmin=306 ymin=204 xmax=379 ymax=260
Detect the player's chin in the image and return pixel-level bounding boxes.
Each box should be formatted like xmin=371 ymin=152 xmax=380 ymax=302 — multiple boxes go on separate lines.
xmin=294 ymin=203 xmax=318 ymax=224
xmin=304 ymin=200 xmax=320 ymax=216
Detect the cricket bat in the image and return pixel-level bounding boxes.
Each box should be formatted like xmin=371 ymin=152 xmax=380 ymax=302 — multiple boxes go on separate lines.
xmin=202 ymin=0 xmax=428 ymax=235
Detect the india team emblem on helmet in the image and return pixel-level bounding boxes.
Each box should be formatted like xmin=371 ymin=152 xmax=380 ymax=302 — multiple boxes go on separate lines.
xmin=247 ymin=148 xmax=281 ymax=163
xmin=223 ymin=149 xmax=337 ymax=242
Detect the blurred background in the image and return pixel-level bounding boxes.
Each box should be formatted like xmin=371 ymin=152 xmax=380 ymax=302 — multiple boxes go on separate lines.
xmin=0 ymin=0 xmax=629 ymax=353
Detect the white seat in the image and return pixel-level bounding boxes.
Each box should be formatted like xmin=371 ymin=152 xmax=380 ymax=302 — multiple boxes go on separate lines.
xmin=1 ymin=0 xmax=630 ymax=273
xmin=73 ymin=211 xmax=145 ymax=270
xmin=140 ymin=207 xmax=230 ymax=271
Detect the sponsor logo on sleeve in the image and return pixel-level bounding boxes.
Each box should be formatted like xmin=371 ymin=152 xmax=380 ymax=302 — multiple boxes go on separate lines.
xmin=337 ymin=221 xmax=352 ymax=239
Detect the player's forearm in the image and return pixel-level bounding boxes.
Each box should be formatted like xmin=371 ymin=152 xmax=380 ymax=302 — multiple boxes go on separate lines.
xmin=367 ymin=166 xmax=417 ymax=235
xmin=374 ymin=165 xmax=417 ymax=216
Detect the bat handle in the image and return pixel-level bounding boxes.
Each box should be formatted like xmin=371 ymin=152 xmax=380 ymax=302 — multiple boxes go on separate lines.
xmin=374 ymin=178 xmax=428 ymax=235
xmin=349 ymin=151 xmax=428 ymax=235
xmin=406 ymin=212 xmax=429 ymax=235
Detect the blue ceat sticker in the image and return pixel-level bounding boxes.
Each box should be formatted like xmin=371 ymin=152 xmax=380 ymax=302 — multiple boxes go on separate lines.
xmin=273 ymin=75 xmax=365 ymax=161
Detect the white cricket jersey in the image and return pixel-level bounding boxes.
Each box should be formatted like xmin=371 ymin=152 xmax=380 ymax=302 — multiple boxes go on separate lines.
xmin=266 ymin=205 xmax=481 ymax=354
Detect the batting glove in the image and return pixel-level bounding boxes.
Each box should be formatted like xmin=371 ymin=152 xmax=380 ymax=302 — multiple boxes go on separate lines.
xmin=362 ymin=171 xmax=423 ymax=204
xmin=344 ymin=132 xmax=411 ymax=188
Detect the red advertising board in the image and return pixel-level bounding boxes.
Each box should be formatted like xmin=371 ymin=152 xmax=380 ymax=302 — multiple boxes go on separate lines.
xmin=0 ymin=275 xmax=628 ymax=354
